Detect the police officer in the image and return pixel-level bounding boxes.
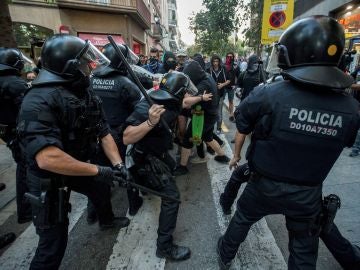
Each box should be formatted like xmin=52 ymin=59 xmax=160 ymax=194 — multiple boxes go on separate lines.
xmin=90 ymin=43 xmax=143 ymax=219
xmin=220 ymin=162 xmax=360 ymax=269
xmin=123 ymin=71 xmax=198 ymax=261
xmin=217 ymin=16 xmax=360 ymax=269
xmin=0 ymin=47 xmax=32 ymax=224
xmin=18 ymin=35 xmax=130 ymax=270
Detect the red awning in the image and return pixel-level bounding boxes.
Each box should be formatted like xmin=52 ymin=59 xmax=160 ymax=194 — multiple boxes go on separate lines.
xmin=78 ymin=33 xmax=125 ymax=46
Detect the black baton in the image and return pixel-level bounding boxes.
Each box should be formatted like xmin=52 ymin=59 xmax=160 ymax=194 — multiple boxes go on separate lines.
xmin=107 ymin=35 xmax=172 ymax=135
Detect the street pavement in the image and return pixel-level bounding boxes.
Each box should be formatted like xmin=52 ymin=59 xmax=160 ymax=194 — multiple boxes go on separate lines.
xmin=0 ymin=98 xmax=359 ymax=269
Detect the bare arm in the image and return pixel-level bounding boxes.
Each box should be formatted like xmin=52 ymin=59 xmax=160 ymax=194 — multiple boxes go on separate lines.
xmin=218 ymin=80 xmax=231 ymax=89
xmin=182 ymin=91 xmax=213 ymax=109
xmin=35 ymin=146 xmax=98 ymax=176
xmin=123 ymin=104 xmax=165 ymax=145
xmin=229 ymin=131 xmax=247 ymax=170
xmin=101 ymin=133 xmax=122 ymax=166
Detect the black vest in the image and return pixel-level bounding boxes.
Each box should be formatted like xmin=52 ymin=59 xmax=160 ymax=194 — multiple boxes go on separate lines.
xmin=248 ymin=81 xmax=359 ymax=186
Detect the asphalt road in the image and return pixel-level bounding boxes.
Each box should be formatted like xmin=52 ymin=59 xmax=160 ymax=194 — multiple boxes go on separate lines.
xmin=1 ymin=103 xmax=359 ymax=269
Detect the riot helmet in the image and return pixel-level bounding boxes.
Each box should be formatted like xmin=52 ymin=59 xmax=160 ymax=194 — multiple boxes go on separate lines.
xmin=0 ymin=47 xmax=32 ymax=72
xmin=102 ymin=43 xmax=139 ymax=74
xmin=33 ymin=34 xmax=110 ymax=86
xmin=150 ymin=71 xmax=198 ymax=108
xmin=276 ymin=15 xmax=353 ymax=89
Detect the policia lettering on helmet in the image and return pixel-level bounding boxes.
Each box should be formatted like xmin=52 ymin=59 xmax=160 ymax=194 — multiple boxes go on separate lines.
xmin=0 ymin=48 xmax=33 ymax=224
xmin=89 ymin=43 xmax=143 ymax=220
xmin=17 ymin=35 xmax=130 ymax=270
xmin=123 ymin=71 xmax=198 ymax=261
xmin=217 ymin=16 xmax=360 ymax=270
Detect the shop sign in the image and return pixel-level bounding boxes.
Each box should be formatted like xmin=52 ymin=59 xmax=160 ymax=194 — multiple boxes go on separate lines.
xmin=78 ymin=33 xmax=125 ymax=47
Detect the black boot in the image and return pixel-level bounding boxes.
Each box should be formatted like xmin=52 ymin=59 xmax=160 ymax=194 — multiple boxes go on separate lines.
xmin=156 ymin=244 xmax=191 ymax=261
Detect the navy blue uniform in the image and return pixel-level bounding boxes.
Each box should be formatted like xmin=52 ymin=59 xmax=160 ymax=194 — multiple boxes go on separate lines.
xmin=218 ymin=80 xmax=360 ymax=269
xmin=18 ymin=86 xmax=115 ymax=270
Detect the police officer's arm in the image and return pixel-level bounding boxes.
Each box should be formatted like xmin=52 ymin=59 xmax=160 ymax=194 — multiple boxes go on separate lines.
xmin=230 ymin=86 xmax=268 ymax=169
xmin=100 ymin=133 xmax=123 ymax=166
xmin=36 ymin=146 xmax=98 ymax=176
xmin=123 ymin=104 xmax=165 ymax=145
xmin=229 ymin=131 xmax=247 ymax=170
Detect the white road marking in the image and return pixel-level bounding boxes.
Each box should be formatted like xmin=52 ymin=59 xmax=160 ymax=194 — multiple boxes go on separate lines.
xmin=106 ymin=196 xmax=165 ymax=270
xmin=208 ymin=134 xmax=287 ymax=269
xmin=0 ymin=192 xmax=87 ymax=270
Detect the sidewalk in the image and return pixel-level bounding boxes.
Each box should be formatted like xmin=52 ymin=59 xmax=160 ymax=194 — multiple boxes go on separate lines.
xmin=0 ymin=143 xmax=16 ymax=211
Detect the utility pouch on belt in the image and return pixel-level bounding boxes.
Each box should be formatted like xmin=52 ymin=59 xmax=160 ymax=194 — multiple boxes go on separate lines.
xmin=132 ymin=148 xmax=172 ymax=190
xmin=321 ymin=194 xmax=341 ymax=234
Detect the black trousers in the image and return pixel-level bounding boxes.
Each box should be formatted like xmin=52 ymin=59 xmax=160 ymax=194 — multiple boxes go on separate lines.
xmin=218 ymin=176 xmax=322 ymax=270
xmin=221 ymin=164 xmax=360 ymax=269
xmin=129 ymin=152 xmax=180 ymax=250
xmin=28 ymin=174 xmax=114 ymax=270
xmin=16 ymin=156 xmax=32 ymax=223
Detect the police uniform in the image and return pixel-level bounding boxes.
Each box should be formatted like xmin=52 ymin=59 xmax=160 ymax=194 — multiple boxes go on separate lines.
xmin=0 ymin=48 xmax=32 ymax=223
xmin=217 ymin=16 xmax=360 ymax=270
xmin=90 ymin=43 xmax=143 ymax=216
xmin=123 ymin=71 xmax=196 ymax=261
xmin=18 ymin=35 xmax=129 ymax=270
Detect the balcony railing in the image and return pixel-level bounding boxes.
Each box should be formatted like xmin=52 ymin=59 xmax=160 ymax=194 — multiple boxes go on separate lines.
xmin=11 ymin=0 xmax=151 ymax=29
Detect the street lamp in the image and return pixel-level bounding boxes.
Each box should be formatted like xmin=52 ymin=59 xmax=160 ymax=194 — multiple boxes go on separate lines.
xmin=153 ymin=15 xmax=168 ymax=39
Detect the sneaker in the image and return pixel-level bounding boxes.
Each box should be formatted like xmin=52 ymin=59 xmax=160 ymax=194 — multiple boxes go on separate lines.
xmin=156 ymin=244 xmax=191 ymax=261
xmin=0 ymin=232 xmax=16 ymax=249
xmin=349 ymin=151 xmax=359 ymax=157
xmin=190 ymin=156 xmax=209 ymax=164
xmin=229 ymin=116 xmax=235 ymax=122
xmin=129 ymin=197 xmax=143 ymax=216
xmin=207 ymin=146 xmax=215 ymax=155
xmin=217 ymin=237 xmax=231 ymax=270
xmin=214 ymin=155 xmax=230 ymax=164
xmin=99 ymin=217 xmax=130 ymax=231
xmin=219 ymin=193 xmax=231 ymax=215
xmin=174 ymin=165 xmax=189 ymax=176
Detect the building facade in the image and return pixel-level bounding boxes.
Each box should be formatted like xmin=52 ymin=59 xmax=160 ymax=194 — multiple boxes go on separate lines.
xmin=8 ymin=0 xmax=155 ymax=57
xmin=294 ymin=0 xmax=360 ymax=71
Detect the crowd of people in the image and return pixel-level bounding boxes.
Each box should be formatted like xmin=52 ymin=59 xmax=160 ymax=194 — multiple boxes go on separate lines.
xmin=1 ymin=14 xmax=360 ymax=270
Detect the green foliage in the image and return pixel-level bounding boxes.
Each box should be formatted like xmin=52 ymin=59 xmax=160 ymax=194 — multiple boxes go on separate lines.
xmin=13 ymin=22 xmax=53 ymax=47
xmin=238 ymin=0 xmax=264 ymax=54
xmin=189 ymin=0 xmax=240 ymax=56
xmin=190 ymin=0 xmax=264 ymax=56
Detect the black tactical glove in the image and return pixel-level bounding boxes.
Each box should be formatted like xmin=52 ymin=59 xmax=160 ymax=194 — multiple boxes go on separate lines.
xmin=95 ymin=166 xmax=123 ymax=187
xmin=113 ymin=163 xmax=129 ymax=188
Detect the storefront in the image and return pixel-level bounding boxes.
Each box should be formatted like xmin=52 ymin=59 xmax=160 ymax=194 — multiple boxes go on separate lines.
xmin=333 ymin=1 xmax=360 ymax=71
xmin=78 ymin=33 xmax=125 ymax=50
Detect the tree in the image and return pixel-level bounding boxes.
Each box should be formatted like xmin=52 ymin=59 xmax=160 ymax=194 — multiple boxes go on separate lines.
xmin=238 ymin=0 xmax=264 ymax=55
xmin=0 ymin=0 xmax=55 ymax=48
xmin=189 ymin=0 xmax=240 ymax=56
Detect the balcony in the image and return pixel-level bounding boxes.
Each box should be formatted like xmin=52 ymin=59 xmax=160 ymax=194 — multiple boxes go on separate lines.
xmin=56 ymin=0 xmax=151 ymax=28
xmin=168 ymin=19 xmax=177 ymax=27
xmin=150 ymin=23 xmax=162 ymax=41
